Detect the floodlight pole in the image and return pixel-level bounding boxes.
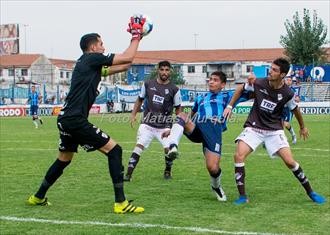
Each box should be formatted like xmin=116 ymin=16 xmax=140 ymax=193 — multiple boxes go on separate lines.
xmin=193 ymin=33 xmax=198 ymax=49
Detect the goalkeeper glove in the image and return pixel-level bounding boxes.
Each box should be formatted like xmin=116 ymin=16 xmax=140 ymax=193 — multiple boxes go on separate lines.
xmin=127 ymin=14 xmax=146 ymax=41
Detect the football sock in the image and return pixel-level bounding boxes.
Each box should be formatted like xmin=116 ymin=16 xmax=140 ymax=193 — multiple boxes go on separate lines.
xmin=291 ymin=163 xmax=313 ymax=194
xmin=33 ymin=120 xmax=38 ymax=128
xmin=210 ymin=168 xmax=222 ymax=188
xmin=168 ymin=117 xmax=185 ymax=146
xmin=288 ymin=126 xmax=296 ymax=137
xmin=235 ymin=163 xmax=246 ymax=196
xmin=35 ymin=159 xmax=71 ymax=199
xmin=164 ymin=154 xmax=173 ymax=171
xmin=126 ymin=149 xmax=141 ymax=176
xmin=106 ymin=144 xmax=125 ymax=203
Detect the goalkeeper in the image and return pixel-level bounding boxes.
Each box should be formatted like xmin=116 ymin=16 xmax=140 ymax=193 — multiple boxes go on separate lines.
xmin=162 ymin=71 xmax=250 ymax=201
xmin=27 ymin=15 xmax=147 ymax=214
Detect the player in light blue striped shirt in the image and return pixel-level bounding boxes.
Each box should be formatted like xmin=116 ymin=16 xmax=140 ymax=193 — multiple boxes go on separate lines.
xmin=162 ymin=71 xmax=249 ymax=202
xmin=26 ymin=85 xmax=43 ymax=128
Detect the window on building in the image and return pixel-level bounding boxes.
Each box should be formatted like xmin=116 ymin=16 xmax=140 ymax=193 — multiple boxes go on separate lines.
xmin=131 ymin=66 xmax=139 ymax=75
xmin=144 ymin=66 xmax=153 ymax=74
xmin=66 ymin=72 xmax=70 ymax=78
xmin=246 ymin=65 xmax=253 ymax=73
xmin=188 ymin=65 xmax=195 ymax=73
xmin=60 ymin=71 xmax=64 ymax=78
xmin=8 ymin=68 xmax=15 ymax=76
xmin=21 ymin=69 xmax=28 ymax=76
xmin=202 ymin=66 xmax=207 ymax=73
xmin=173 ymin=66 xmax=181 ymax=73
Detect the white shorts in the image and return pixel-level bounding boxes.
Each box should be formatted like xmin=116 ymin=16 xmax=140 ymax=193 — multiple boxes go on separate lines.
xmin=136 ymin=124 xmax=170 ymax=149
xmin=235 ymin=127 xmax=289 ymax=158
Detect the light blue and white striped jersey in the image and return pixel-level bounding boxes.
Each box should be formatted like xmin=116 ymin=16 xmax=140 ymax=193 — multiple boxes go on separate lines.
xmin=29 ymin=92 xmax=40 ymax=106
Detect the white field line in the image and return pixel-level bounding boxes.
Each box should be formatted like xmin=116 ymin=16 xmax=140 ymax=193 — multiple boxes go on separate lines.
xmin=0 ymin=140 xmax=329 ymax=152
xmin=0 ymin=216 xmax=284 ymax=235
xmin=0 ymin=148 xmax=329 ymax=159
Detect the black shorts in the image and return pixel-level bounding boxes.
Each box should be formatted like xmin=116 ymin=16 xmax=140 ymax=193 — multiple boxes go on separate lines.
xmin=57 ymin=117 xmax=110 ymax=152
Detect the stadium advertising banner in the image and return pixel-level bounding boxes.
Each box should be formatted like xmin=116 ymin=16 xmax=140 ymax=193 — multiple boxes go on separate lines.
xmin=117 ymin=88 xmax=141 ymax=103
xmin=0 ymin=24 xmax=20 ymax=55
xmin=0 ymin=105 xmax=101 ymax=117
xmin=180 ymin=102 xmax=330 ymax=115
xmin=291 ymin=65 xmax=330 ymax=82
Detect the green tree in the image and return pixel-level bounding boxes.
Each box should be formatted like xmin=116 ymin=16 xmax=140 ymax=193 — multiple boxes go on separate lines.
xmin=145 ymin=66 xmax=185 ymax=85
xmin=280 ymin=8 xmax=328 ymax=65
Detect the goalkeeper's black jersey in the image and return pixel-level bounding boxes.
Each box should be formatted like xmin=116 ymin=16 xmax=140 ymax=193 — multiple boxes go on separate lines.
xmin=58 ymin=53 xmax=114 ymax=119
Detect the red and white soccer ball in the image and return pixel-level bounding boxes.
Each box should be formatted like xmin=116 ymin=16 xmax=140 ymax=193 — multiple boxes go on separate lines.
xmin=141 ymin=15 xmax=153 ymax=37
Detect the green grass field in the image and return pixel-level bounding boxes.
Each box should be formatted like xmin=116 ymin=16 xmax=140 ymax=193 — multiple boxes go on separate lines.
xmin=0 ymin=114 xmax=329 ymax=235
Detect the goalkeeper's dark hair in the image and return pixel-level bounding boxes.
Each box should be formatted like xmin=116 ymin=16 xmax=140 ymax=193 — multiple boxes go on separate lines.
xmin=80 ymin=33 xmax=100 ymax=52
xmin=211 ymin=71 xmax=227 ymax=83
xmin=158 ymin=60 xmax=172 ymax=69
xmin=273 ymin=57 xmax=290 ymax=76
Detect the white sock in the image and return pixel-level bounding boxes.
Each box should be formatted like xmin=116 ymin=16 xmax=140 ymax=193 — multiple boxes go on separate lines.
xmin=33 ymin=120 xmax=38 ymax=128
xmin=168 ymin=123 xmax=184 ymax=146
xmin=289 ymin=127 xmax=296 ymax=137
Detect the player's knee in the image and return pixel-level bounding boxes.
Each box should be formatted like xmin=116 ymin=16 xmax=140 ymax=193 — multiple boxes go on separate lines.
xmin=207 ymin=165 xmax=219 ymax=175
xmin=177 ymin=113 xmax=189 ymax=122
xmin=234 ymin=151 xmax=245 ymax=163
xmin=133 ymin=146 xmax=143 ymax=155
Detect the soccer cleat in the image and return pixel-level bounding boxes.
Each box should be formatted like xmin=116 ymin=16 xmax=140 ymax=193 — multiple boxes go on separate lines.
xmin=113 ymin=200 xmax=144 ymax=214
xmin=234 ymin=195 xmax=249 ymax=205
xmin=292 ymin=135 xmax=297 ymax=144
xmin=163 ymin=170 xmax=172 ymax=180
xmin=123 ymin=175 xmax=132 ymax=182
xmin=168 ymin=144 xmax=179 ymax=160
xmin=212 ymin=186 xmax=227 ymax=201
xmin=308 ymin=192 xmax=326 ymax=204
xmin=27 ymin=195 xmax=51 ymax=206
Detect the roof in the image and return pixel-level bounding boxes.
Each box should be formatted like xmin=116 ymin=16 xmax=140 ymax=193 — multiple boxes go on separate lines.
xmin=49 ymin=58 xmax=76 ymax=70
xmin=133 ymin=48 xmax=330 ymax=64
xmin=133 ymin=48 xmax=285 ymax=64
xmin=0 ymin=54 xmax=42 ymax=67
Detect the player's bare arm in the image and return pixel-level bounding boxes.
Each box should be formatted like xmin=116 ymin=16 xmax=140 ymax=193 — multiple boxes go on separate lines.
xmin=104 ymin=64 xmax=132 ymax=75
xmin=292 ymin=107 xmax=309 ymax=140
xmin=223 ymin=84 xmax=245 ymax=120
xmin=130 ymin=98 xmax=143 ymax=128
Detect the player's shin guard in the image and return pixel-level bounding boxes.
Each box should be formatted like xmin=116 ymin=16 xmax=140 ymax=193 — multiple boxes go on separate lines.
xmin=106 ymin=144 xmax=125 ymax=202
xmin=235 ymin=163 xmax=246 ymax=196
xmin=168 ymin=116 xmax=185 ymax=147
xmin=126 ymin=152 xmax=140 ymax=176
xmin=291 ymin=163 xmax=312 ymax=194
xmin=288 ymin=126 xmax=296 ymax=137
xmin=35 ymin=159 xmax=71 ymax=199
xmin=210 ymin=168 xmax=222 ymax=189
xmin=164 ymin=154 xmax=173 ymax=171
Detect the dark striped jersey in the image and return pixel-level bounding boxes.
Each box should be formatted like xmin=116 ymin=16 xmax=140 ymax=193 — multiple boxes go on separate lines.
xmin=244 ymin=78 xmax=297 ymax=130
xmin=139 ymin=79 xmax=181 ymax=129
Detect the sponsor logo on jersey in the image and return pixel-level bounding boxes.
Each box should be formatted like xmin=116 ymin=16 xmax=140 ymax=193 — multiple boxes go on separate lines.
xmin=82 ymin=144 xmax=93 ymax=151
xmin=259 ymin=89 xmax=269 ymax=95
xmin=150 ymin=87 xmax=157 ymax=91
xmin=260 ymin=99 xmax=277 ymax=112
xmin=278 ymin=94 xmax=283 ymax=101
xmin=152 ymin=94 xmax=164 ymax=104
xmin=165 ymin=89 xmax=169 ymax=94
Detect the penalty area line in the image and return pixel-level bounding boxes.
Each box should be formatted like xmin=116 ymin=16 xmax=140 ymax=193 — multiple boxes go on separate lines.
xmin=0 ymin=216 xmax=283 ymax=235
